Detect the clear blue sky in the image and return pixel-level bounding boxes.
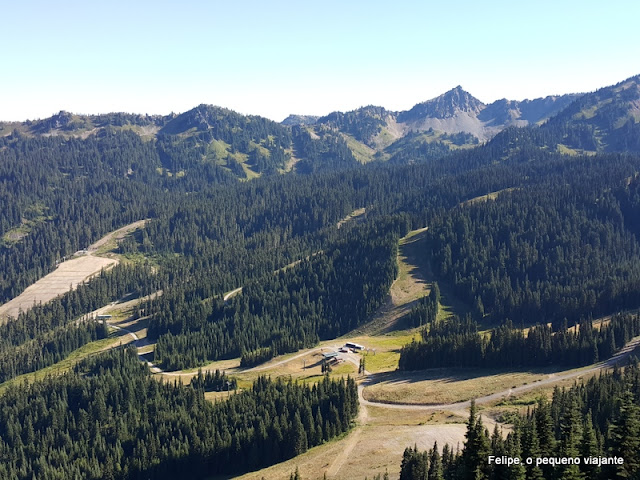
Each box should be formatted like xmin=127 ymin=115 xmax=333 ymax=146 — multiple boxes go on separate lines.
xmin=3 ymin=0 xmax=639 ymax=122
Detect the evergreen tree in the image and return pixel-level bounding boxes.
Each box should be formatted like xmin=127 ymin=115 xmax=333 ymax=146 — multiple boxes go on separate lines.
xmin=521 ymin=419 xmax=544 ymax=480
xmin=505 ymin=431 xmax=526 ymax=480
xmin=556 ymin=394 xmax=584 ymax=480
xmin=462 ymin=400 xmax=490 ymax=480
xmin=580 ymin=412 xmax=600 ymax=480
xmin=428 ymin=442 xmax=444 ymax=480
xmin=291 ymin=412 xmax=309 ymax=456
xmin=400 ymin=445 xmax=429 ymax=480
xmin=609 ymin=389 xmax=640 ymax=478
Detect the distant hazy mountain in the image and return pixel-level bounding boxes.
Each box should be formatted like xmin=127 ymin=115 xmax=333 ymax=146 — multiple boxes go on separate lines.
xmin=2 ymin=74 xmax=639 ymax=177
xmin=478 ymin=95 xmax=579 ymax=126
xmin=0 ymin=111 xmax=167 ymax=139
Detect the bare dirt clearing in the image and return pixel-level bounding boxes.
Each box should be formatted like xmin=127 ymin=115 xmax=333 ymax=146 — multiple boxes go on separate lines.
xmin=225 ymin=421 xmax=469 ymax=480
xmin=459 ymin=187 xmax=518 ymax=208
xmin=89 ymin=219 xmax=147 ymax=255
xmin=0 ymin=220 xmax=147 ymax=321
xmin=392 ymin=227 xmax=431 ymax=305
xmin=0 ymin=256 xmax=117 ymax=320
xmin=336 ymin=207 xmax=366 ymax=229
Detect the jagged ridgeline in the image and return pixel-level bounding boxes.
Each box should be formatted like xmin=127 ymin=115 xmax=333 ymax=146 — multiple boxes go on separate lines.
xmin=148 ymin=216 xmax=408 ymax=370
xmin=0 ymin=348 xmax=359 ymax=479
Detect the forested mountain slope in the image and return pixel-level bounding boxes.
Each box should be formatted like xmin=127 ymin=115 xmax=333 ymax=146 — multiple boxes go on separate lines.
xmin=2 ymin=73 xmax=640 ymax=479
xmin=428 ymin=167 xmax=640 ymax=326
xmin=545 ymin=74 xmax=640 ymax=153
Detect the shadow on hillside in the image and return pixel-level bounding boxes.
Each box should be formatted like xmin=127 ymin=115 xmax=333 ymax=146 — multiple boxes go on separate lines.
xmin=365 ymin=365 xmax=559 ymax=388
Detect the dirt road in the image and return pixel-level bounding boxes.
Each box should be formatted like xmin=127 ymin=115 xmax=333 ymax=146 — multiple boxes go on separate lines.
xmin=359 ymin=335 xmax=640 ymax=411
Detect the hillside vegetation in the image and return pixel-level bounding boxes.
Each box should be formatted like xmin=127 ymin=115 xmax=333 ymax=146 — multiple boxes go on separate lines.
xmin=2 ymin=73 xmax=640 ymax=479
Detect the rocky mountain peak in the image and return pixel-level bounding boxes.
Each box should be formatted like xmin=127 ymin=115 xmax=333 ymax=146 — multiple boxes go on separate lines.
xmin=398 ymin=86 xmax=485 ymax=123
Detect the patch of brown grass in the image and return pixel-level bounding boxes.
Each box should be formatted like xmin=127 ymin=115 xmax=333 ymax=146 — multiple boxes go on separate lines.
xmin=363 ymin=368 xmax=551 ymax=405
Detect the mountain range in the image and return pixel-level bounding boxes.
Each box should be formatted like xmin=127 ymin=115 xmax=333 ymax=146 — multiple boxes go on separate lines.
xmin=4 ymin=72 xmax=640 ymax=480
xmin=2 ymin=74 xmax=639 ymax=179
xmin=288 ymin=86 xmax=580 ymax=144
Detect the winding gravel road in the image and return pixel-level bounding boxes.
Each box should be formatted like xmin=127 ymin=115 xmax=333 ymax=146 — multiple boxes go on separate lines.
xmin=88 ymin=298 xmax=640 ymax=414
xmin=358 ymin=335 xmax=640 ymax=411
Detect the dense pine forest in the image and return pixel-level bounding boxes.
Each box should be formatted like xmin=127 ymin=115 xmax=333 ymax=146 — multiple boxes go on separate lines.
xmin=2 ymin=75 xmax=640 ymax=479
xmin=4 ymin=121 xmax=640 ymax=377
xmin=427 ymin=176 xmax=640 ymax=326
xmin=148 ymin=217 xmax=405 ymax=370
xmin=0 ymin=123 xmax=529 ymax=382
xmin=0 ymin=320 xmax=109 ymax=383
xmin=399 ymin=312 xmax=640 ymax=370
xmin=397 ymin=358 xmax=640 ymax=480
xmin=0 ymin=348 xmax=358 ymax=479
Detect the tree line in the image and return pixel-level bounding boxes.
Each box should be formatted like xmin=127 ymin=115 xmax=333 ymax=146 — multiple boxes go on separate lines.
xmin=399 ymin=312 xmax=640 ymax=371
